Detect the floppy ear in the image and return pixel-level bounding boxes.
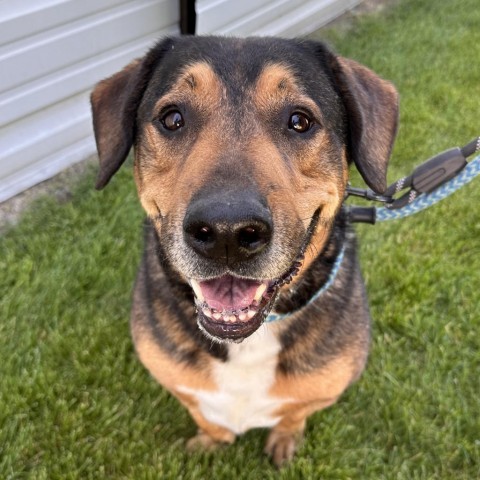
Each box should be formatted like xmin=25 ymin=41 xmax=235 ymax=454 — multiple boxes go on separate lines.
xmin=332 ymin=57 xmax=399 ymax=193
xmin=91 ymin=35 xmax=175 ymax=189
xmin=90 ymin=58 xmax=147 ymax=189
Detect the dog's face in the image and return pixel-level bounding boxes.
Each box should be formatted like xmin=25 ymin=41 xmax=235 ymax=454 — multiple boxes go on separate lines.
xmin=91 ymin=37 xmax=398 ymax=342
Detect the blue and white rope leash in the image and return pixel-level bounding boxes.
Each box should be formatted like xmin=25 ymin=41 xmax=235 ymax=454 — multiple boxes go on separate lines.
xmin=348 ymin=136 xmax=480 ymax=224
xmin=266 ymin=244 xmax=346 ymax=323
xmin=376 ymin=153 xmax=480 ymax=221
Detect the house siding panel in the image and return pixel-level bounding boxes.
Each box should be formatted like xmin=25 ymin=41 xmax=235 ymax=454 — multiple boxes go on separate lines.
xmin=0 ymin=0 xmax=359 ymax=202
xmin=0 ymin=0 xmax=179 ymax=202
xmin=197 ymin=0 xmax=360 ymax=37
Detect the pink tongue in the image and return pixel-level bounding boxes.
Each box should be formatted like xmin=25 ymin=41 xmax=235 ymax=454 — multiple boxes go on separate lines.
xmin=199 ymin=275 xmax=262 ymax=311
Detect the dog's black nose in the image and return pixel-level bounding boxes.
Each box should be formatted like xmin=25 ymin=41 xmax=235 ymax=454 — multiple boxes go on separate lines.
xmin=183 ymin=192 xmax=273 ymax=264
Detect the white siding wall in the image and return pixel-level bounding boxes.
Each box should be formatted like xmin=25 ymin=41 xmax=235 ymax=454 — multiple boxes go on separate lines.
xmin=0 ymin=0 xmax=360 ymax=202
xmin=197 ymin=0 xmax=360 ymax=37
xmin=0 ymin=0 xmax=179 ymax=202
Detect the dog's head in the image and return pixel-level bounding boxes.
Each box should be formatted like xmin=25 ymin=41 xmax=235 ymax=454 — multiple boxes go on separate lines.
xmin=91 ymin=36 xmax=398 ymax=342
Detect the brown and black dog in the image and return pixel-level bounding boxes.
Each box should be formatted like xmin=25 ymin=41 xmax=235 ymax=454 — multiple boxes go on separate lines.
xmin=90 ymin=36 xmax=398 ymax=467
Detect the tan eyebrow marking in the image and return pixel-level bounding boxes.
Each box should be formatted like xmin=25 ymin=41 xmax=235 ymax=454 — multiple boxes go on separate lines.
xmin=255 ymin=63 xmax=297 ymax=98
xmin=253 ymin=63 xmax=322 ymax=120
xmin=278 ymin=78 xmax=288 ymax=90
xmin=154 ymin=62 xmax=224 ymax=113
xmin=185 ymin=74 xmax=196 ymax=89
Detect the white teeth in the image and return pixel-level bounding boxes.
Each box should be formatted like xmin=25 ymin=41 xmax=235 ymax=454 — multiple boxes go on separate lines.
xmin=202 ymin=308 xmax=258 ymax=323
xmin=192 ymin=277 xmax=269 ymax=327
xmin=253 ymin=283 xmax=268 ymax=302
xmin=190 ymin=279 xmax=204 ymax=302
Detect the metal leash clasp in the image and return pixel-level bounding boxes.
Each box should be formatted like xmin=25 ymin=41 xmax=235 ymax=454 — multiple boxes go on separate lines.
xmin=382 ymin=147 xmax=467 ymax=209
xmin=345 ymin=136 xmax=480 ymax=224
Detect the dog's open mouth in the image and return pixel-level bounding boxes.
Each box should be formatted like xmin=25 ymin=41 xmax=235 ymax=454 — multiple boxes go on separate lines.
xmin=189 ymin=260 xmax=302 ymax=342
xmin=188 ymin=210 xmax=320 ymax=342
xmin=190 ymin=276 xmax=274 ymax=341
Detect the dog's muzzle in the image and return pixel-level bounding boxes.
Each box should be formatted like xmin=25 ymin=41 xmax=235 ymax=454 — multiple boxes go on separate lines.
xmin=182 ymin=188 xmax=297 ymax=342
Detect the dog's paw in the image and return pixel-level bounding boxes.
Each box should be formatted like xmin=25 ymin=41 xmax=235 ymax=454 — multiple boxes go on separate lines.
xmin=264 ymin=430 xmax=304 ymax=468
xmin=186 ymin=432 xmax=222 ymax=452
xmin=186 ymin=431 xmax=233 ymax=452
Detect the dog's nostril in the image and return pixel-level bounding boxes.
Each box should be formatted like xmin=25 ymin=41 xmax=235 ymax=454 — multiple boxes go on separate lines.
xmin=237 ymin=225 xmax=269 ymax=251
xmin=193 ymin=224 xmax=215 ymax=244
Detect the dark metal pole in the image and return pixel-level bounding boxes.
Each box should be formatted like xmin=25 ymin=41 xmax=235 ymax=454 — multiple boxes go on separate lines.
xmin=180 ymin=0 xmax=196 ymax=35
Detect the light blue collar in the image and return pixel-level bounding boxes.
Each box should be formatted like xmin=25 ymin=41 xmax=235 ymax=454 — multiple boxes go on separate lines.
xmin=265 ymin=244 xmax=346 ymax=323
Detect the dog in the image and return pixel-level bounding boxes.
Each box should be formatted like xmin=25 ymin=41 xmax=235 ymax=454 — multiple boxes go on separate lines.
xmin=90 ymin=36 xmax=398 ymax=467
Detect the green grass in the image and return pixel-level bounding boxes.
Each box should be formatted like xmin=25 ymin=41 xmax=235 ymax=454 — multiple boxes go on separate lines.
xmin=2 ymin=0 xmax=480 ymax=477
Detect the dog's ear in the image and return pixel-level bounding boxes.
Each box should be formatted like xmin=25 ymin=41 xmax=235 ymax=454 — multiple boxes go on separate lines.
xmin=332 ymin=57 xmax=399 ymax=193
xmin=90 ymin=38 xmax=173 ymax=189
xmin=91 ymin=58 xmax=145 ymax=189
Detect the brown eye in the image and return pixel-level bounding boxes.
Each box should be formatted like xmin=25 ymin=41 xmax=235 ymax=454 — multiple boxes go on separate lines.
xmin=161 ymin=110 xmax=184 ymax=131
xmin=288 ymin=112 xmax=312 ymax=133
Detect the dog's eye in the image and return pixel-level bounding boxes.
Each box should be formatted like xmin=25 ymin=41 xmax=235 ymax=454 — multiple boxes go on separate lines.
xmin=288 ymin=112 xmax=312 ymax=133
xmin=161 ymin=110 xmax=184 ymax=131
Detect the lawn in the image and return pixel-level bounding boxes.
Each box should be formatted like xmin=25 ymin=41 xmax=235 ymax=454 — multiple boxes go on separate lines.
xmin=2 ymin=0 xmax=480 ymax=478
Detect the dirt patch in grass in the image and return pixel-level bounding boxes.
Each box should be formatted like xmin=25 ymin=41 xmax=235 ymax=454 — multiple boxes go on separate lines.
xmin=0 ymin=158 xmax=96 ymax=233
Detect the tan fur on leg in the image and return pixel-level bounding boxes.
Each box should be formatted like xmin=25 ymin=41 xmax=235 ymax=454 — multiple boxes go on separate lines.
xmin=265 ymin=398 xmax=338 ymax=467
xmin=264 ymin=429 xmax=305 ymax=468
xmin=186 ymin=430 xmax=233 ymax=452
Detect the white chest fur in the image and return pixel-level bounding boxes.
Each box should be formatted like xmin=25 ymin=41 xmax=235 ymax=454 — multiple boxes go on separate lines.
xmin=178 ymin=325 xmax=289 ymax=435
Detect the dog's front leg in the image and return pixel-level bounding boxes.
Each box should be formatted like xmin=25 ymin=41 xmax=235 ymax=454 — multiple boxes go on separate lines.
xmin=265 ymin=397 xmax=338 ymax=467
xmin=186 ymin=429 xmax=234 ymax=452
xmin=175 ymin=391 xmax=236 ymax=451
